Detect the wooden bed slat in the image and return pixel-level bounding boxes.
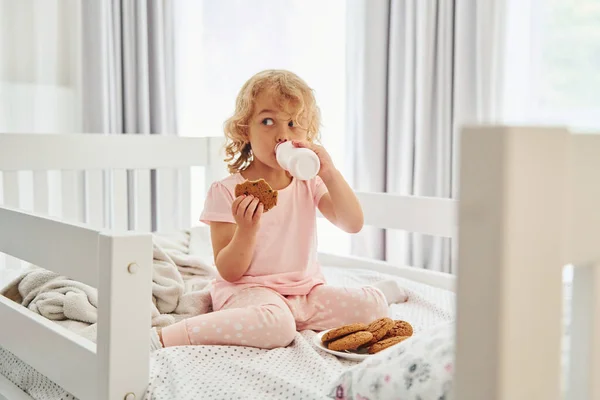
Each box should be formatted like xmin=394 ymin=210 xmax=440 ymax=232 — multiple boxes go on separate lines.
xmin=33 ymin=171 xmax=50 ymax=216
xmin=85 ymin=170 xmax=106 ymax=229
xmin=179 ymin=167 xmax=192 ymax=229
xmin=2 ymin=171 xmax=20 ymax=210
xmin=156 ymin=168 xmax=177 ymax=232
xmin=17 ymin=171 xmax=34 ymax=212
xmin=1 ymin=171 xmax=23 ymax=271
xmin=46 ymin=170 xmax=62 ymax=218
xmin=111 ymin=170 xmax=129 ymax=231
xmin=0 ymin=295 xmax=97 ymax=400
xmin=61 ymin=170 xmax=85 ymax=223
xmin=133 ymin=169 xmax=152 ymax=232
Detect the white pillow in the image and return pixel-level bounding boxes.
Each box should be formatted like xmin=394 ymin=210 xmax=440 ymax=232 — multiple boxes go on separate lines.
xmin=327 ymin=322 xmax=455 ymax=400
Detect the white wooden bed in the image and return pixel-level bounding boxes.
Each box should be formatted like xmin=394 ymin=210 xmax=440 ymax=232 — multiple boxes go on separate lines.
xmin=0 ymin=126 xmax=597 ymax=400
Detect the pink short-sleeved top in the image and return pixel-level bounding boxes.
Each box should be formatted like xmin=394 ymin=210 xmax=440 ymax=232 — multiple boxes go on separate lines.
xmin=200 ymin=173 xmax=328 ymax=309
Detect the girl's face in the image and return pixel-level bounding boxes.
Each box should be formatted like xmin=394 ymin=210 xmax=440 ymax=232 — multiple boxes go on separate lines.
xmin=246 ymin=89 xmax=309 ymax=170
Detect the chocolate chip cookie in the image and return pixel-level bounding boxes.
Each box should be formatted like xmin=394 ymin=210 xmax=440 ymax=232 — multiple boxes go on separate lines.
xmin=383 ymin=320 xmax=413 ymax=339
xmin=328 ymin=331 xmax=374 ymax=351
xmin=368 ymin=335 xmax=409 ymax=354
xmin=367 ymin=317 xmax=395 ymax=343
xmin=234 ymin=178 xmax=278 ymax=212
xmin=321 ymin=323 xmax=369 ymax=343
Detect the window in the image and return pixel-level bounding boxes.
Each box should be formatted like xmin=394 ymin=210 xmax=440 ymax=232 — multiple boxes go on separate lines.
xmin=174 ymin=0 xmax=351 ymax=255
xmin=504 ymin=0 xmax=600 ymax=131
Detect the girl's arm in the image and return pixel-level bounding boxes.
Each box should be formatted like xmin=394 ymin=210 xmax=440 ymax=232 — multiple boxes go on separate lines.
xmin=291 ymin=140 xmax=364 ymax=233
xmin=317 ymin=169 xmax=364 ymax=233
xmin=210 ymin=195 xmax=263 ymax=282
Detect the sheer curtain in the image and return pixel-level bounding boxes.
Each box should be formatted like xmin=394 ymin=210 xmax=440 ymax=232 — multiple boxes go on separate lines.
xmin=501 ymin=0 xmax=600 ymax=131
xmin=173 ymin=0 xmax=351 ymax=254
xmin=346 ymin=0 xmax=457 ymax=271
xmin=0 ymin=0 xmax=82 ymax=134
xmin=344 ymin=0 xmax=600 ymax=272
xmin=81 ymin=0 xmax=180 ymax=232
xmin=0 ymin=0 xmax=82 ymax=285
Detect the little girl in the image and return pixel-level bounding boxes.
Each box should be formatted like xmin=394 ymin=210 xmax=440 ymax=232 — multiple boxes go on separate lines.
xmin=151 ymin=70 xmax=403 ymax=350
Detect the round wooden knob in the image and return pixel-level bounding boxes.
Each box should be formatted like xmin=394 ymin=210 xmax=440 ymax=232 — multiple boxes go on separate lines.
xmin=127 ymin=263 xmax=139 ymax=274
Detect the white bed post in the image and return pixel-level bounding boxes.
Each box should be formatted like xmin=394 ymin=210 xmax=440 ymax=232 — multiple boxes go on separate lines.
xmin=565 ymin=134 xmax=600 ymax=400
xmin=97 ymin=232 xmax=153 ymax=400
xmin=454 ymin=126 xmax=568 ymax=400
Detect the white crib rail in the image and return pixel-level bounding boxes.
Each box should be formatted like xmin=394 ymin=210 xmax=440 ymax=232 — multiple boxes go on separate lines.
xmin=0 ymin=133 xmax=227 ymax=232
xmin=6 ymin=129 xmax=596 ymax=400
xmin=0 ymin=206 xmax=152 ymax=400
xmin=0 ymin=133 xmax=227 ymax=399
xmin=455 ymin=126 xmax=569 ymax=400
xmin=356 ymin=192 xmax=456 ymax=238
xmin=455 ymin=126 xmax=600 ymax=400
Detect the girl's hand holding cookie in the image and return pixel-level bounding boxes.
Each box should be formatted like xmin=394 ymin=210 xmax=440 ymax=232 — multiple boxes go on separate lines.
xmin=231 ymin=195 xmax=263 ymax=234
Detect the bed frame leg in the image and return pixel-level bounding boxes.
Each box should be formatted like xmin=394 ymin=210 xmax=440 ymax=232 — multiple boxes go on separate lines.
xmin=454 ymin=126 xmax=568 ymax=400
xmin=97 ymin=233 xmax=153 ymax=400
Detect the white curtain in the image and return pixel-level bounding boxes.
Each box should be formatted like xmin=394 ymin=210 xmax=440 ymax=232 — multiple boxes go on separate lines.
xmin=386 ymin=0 xmax=455 ymax=272
xmin=344 ymin=1 xmax=389 ymax=261
xmin=81 ymin=0 xmax=179 ymax=232
xmin=0 ymin=0 xmax=82 ymax=134
xmin=346 ymin=0 xmax=508 ymax=273
xmin=347 ymin=0 xmax=456 ymax=272
xmin=0 ymin=0 xmax=82 ymax=284
xmin=81 ymin=0 xmax=176 ymax=136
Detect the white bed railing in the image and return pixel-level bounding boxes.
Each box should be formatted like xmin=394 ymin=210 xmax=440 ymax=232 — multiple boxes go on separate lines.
xmin=0 ymin=206 xmax=152 ymax=400
xmin=0 ymin=132 xmax=459 ymax=399
xmin=5 ymin=128 xmax=596 ymax=400
xmin=356 ymin=192 xmax=456 ymax=238
xmin=0 ymin=133 xmax=228 ymax=400
xmin=454 ymin=126 xmax=600 ymax=400
xmin=0 ymin=133 xmax=226 ymax=230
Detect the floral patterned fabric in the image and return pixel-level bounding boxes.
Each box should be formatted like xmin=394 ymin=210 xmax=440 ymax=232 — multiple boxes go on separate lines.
xmin=328 ymin=322 xmax=454 ymax=400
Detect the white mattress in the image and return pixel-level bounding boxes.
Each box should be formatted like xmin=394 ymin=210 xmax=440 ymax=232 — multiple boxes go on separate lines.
xmin=0 ymin=265 xmax=455 ymax=400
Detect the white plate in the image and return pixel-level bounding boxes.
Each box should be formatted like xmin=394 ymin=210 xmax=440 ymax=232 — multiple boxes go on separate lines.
xmin=312 ymin=329 xmax=372 ymax=361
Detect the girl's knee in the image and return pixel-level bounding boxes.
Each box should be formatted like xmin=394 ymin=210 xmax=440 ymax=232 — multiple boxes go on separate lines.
xmin=260 ymin=304 xmax=297 ymax=348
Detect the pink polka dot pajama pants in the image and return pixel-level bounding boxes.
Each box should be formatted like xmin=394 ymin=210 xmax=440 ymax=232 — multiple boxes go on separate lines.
xmin=160 ymin=284 xmax=388 ymax=349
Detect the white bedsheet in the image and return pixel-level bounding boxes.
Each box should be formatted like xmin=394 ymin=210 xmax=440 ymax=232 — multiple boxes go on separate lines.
xmin=143 ymin=267 xmax=455 ymax=400
xmin=0 ymin=265 xmax=455 ymax=400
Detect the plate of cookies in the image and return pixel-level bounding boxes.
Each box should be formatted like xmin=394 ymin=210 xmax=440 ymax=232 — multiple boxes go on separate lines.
xmin=314 ymin=317 xmax=414 ymax=361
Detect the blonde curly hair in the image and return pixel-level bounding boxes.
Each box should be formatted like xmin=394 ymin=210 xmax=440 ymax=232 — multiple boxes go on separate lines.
xmin=223 ymin=70 xmax=321 ymax=174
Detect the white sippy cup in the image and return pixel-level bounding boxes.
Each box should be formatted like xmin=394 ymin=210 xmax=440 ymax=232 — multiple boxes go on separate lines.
xmin=275 ymin=141 xmax=320 ymax=181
